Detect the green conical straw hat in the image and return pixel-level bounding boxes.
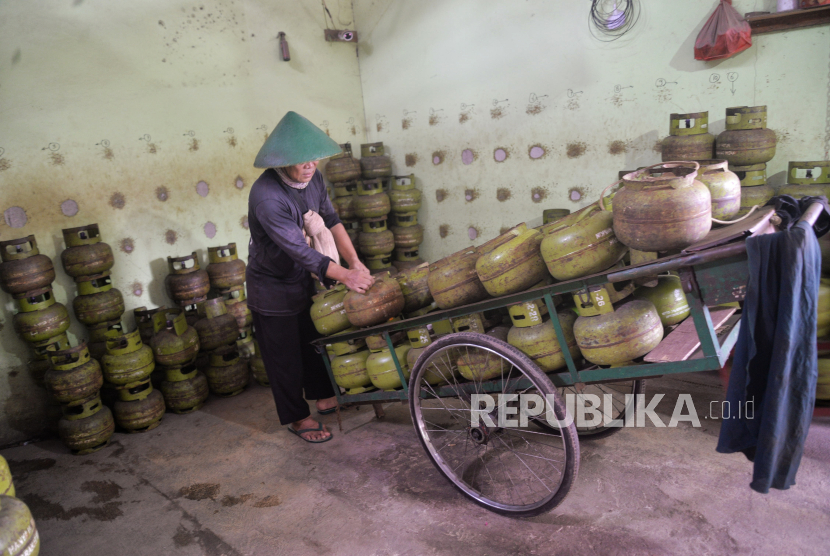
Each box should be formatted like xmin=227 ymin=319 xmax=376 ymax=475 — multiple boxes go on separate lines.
xmin=254 ymin=111 xmax=342 ymax=168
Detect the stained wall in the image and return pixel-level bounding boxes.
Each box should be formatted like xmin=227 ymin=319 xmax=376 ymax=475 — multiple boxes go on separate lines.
xmin=352 ymin=0 xmax=830 ymax=261
xmin=0 ymin=0 xmax=366 ymax=446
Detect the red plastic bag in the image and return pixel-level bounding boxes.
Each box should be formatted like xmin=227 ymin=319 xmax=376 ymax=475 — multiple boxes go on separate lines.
xmin=694 ymin=0 xmax=752 ymax=61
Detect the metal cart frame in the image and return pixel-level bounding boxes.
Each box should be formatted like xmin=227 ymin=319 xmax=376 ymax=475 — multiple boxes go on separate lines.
xmin=311 ymin=203 xmax=823 ymax=516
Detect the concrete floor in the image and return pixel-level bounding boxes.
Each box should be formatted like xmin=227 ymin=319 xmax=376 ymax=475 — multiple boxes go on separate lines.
xmin=2 ymin=371 xmax=829 ymax=556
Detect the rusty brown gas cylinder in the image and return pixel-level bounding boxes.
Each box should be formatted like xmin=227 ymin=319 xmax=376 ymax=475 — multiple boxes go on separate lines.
xmin=343 ymin=272 xmax=405 ymax=327
xmin=206 ymin=243 xmax=246 ymax=290
xmin=661 ymin=111 xmax=715 ymax=162
xmin=715 ymin=106 xmax=776 ymax=166
xmin=12 ymin=287 xmax=71 ymax=343
xmin=73 ymin=272 xmax=125 ymax=326
xmin=0 ymin=235 xmax=55 ymax=295
xmin=475 ymin=226 xmax=549 ymax=297
xmin=205 ymin=345 xmax=249 ymax=396
xmin=61 ymin=224 xmax=115 ymax=278
xmin=614 ymin=162 xmax=711 ymax=252
xmin=427 ymin=249 xmax=489 ymax=310
xmin=165 ymin=252 xmax=210 ymax=303
xmin=193 ymin=298 xmax=239 ymax=351
xmin=221 ymin=286 xmax=252 ymax=332
xmin=325 ymin=143 xmax=363 ymax=183
xmin=134 ymin=306 xmax=165 ymax=345
xmin=113 ymin=388 xmax=165 ymax=433
xmin=45 ymin=342 xmax=104 ymax=404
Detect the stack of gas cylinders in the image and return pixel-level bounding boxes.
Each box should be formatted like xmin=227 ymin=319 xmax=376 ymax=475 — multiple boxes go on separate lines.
xmin=325 ymin=142 xmax=424 ymax=275
xmin=60 ymin=224 xmax=164 ymax=438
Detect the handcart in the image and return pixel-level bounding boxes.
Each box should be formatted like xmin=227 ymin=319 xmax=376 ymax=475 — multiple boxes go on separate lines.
xmin=312 ymin=202 xmax=824 ymax=517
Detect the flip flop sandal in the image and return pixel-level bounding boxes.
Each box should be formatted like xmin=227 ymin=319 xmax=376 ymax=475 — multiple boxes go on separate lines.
xmin=288 ymin=422 xmax=333 ymax=443
xmin=317 ymin=407 xmax=338 ymax=415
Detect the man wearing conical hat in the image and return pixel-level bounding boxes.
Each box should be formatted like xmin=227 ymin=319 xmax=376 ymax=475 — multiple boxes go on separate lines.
xmin=247 ymin=111 xmax=373 ymax=443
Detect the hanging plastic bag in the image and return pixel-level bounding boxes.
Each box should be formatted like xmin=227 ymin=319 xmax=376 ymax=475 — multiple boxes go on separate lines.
xmin=694 ymin=0 xmax=752 ymax=61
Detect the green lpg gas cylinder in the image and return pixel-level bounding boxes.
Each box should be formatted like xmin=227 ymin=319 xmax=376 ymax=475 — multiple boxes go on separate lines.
xmin=150 ymin=309 xmax=200 ymax=368
xmin=614 ymin=162 xmax=711 ymax=252
xmin=28 ymin=333 xmax=71 ymax=389
xmin=0 ymin=456 xmax=14 ymax=498
xmin=45 ymin=342 xmax=104 ymax=404
xmin=360 ymin=142 xmax=393 ymax=179
xmin=0 ymin=495 xmax=40 ymax=556
xmin=204 ymin=345 xmax=249 ymax=396
xmin=366 ymin=343 xmax=411 ymax=391
xmin=73 ymin=272 xmax=125 ymax=325
xmin=733 ymin=185 xmax=774 ymax=219
xmin=358 ymin=223 xmax=395 ymax=256
xmin=391 ymin=224 xmax=424 ymax=250
xmin=540 ymin=203 xmax=627 ymax=281
xmin=661 ymin=112 xmax=715 ymax=162
xmin=354 ymin=179 xmax=391 ymax=219
xmin=332 ymin=349 xmax=374 ymax=393
xmin=61 ymin=224 xmax=114 ymax=278
xmin=101 ymin=329 xmax=155 ymax=387
xmin=632 ymin=275 xmax=690 ymax=327
xmin=160 ymin=364 xmax=209 ymax=413
xmin=573 ymin=299 xmax=663 ymax=366
xmin=476 ymin=226 xmax=549 ymax=297
xmin=507 ymin=311 xmax=580 ymax=372
xmin=0 ymin=235 xmax=55 ymax=296
xmin=695 ymin=160 xmax=741 ymax=221
xmin=456 ymin=326 xmax=510 ymax=382
xmin=12 ymin=287 xmax=70 ymax=343
xmin=165 ymin=252 xmax=211 ymax=303
xmin=343 ymin=272 xmax=405 ymax=327
xmin=395 ymin=262 xmax=432 ymax=313
xmin=310 ymin=284 xmax=351 ymax=336
xmin=206 ymin=243 xmax=246 ymax=290
xmin=731 ymin=163 xmax=766 ymax=187
xmin=113 ymin=388 xmax=165 ymax=433
xmin=715 ymin=106 xmax=776 ymax=166
xmin=194 ymin=298 xmax=238 ymax=351
xmin=389 ymin=176 xmax=422 ymax=214
xmin=427 ymin=249 xmax=489 ymax=310
xmin=325 ymin=143 xmax=362 ymax=183
xmin=58 ymin=402 xmax=115 ymax=455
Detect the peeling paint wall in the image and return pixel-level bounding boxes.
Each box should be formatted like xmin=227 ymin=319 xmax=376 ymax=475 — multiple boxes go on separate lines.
xmin=353 ymin=0 xmax=830 ymax=261
xmin=0 ymin=0 xmax=366 ymax=446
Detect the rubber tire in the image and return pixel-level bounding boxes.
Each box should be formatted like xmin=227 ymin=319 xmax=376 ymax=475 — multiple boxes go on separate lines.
xmin=408 ymin=331 xmax=580 ymax=517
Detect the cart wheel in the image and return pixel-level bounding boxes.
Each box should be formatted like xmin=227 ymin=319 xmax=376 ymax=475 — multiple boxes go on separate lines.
xmin=557 ymin=380 xmax=646 ymax=439
xmin=408 ymin=332 xmax=579 ymax=517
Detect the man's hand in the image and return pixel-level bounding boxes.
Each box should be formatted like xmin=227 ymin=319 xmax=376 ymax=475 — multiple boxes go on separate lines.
xmin=348 ymin=259 xmax=371 ymax=275
xmin=342 ymin=268 xmax=374 ymax=293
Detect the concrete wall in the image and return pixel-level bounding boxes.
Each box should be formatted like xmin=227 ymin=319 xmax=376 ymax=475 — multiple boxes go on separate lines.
xmin=0 ymin=0 xmax=366 ymax=446
xmin=352 ymin=0 xmax=830 ymax=261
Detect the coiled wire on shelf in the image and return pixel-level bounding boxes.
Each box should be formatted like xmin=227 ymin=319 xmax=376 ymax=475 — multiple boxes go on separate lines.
xmin=589 ymin=0 xmax=640 ymax=42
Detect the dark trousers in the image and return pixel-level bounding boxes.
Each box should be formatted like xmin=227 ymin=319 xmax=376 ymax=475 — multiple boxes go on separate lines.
xmin=252 ymin=309 xmax=336 ymax=425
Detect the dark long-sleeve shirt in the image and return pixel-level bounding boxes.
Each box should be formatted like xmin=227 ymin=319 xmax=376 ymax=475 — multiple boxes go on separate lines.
xmin=246 ymin=168 xmax=342 ymax=316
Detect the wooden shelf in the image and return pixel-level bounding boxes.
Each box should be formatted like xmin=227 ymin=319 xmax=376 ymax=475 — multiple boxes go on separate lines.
xmin=745 ymin=5 xmax=830 ymax=34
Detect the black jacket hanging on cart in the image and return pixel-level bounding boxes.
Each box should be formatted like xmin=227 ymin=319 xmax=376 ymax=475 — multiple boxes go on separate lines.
xmin=716 ymin=220 xmax=820 ymax=493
